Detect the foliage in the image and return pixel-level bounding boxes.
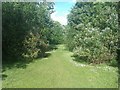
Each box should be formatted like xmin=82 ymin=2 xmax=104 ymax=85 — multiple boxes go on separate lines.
xmin=22 ymin=32 xmax=40 ymax=60
xmin=66 ymin=2 xmax=118 ymax=64
xmin=49 ymin=21 xmax=64 ymax=44
xmin=2 ymin=2 xmax=64 ymax=62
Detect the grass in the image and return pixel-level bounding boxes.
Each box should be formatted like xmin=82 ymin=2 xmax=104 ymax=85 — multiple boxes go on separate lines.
xmin=2 ymin=44 xmax=118 ymax=88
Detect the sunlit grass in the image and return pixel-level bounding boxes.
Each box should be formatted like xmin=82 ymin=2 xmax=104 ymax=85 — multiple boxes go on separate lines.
xmin=2 ymin=45 xmax=118 ymax=88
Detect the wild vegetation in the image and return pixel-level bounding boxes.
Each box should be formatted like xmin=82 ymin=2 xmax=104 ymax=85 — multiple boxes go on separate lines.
xmin=2 ymin=2 xmax=64 ymax=63
xmin=65 ymin=2 xmax=119 ymax=65
xmin=2 ymin=1 xmax=119 ymax=88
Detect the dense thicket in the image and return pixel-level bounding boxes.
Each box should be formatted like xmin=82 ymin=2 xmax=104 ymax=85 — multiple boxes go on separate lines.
xmin=2 ymin=2 xmax=63 ymax=62
xmin=66 ymin=2 xmax=119 ymax=65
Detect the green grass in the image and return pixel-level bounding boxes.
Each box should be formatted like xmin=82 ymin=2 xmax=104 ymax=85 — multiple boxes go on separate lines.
xmin=2 ymin=44 xmax=118 ymax=88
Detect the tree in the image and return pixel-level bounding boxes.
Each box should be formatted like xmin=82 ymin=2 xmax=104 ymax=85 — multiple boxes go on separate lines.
xmin=2 ymin=2 xmax=57 ymax=62
xmin=66 ymin=2 xmax=118 ymax=64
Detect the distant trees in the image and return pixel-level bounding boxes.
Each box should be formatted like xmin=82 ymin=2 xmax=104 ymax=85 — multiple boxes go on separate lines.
xmin=49 ymin=21 xmax=64 ymax=44
xmin=66 ymin=2 xmax=118 ymax=64
xmin=2 ymin=2 xmax=63 ymax=62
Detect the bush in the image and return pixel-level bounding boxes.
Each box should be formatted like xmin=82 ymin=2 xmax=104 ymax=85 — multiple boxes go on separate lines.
xmin=22 ymin=32 xmax=40 ymax=60
xmin=66 ymin=2 xmax=118 ymax=64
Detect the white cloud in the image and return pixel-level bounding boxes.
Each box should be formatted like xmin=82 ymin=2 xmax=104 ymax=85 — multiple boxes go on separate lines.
xmin=51 ymin=12 xmax=68 ymax=25
xmin=72 ymin=0 xmax=76 ymax=2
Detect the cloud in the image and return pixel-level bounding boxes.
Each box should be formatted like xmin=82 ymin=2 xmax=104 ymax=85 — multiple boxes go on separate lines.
xmin=72 ymin=0 xmax=76 ymax=2
xmin=51 ymin=12 xmax=68 ymax=25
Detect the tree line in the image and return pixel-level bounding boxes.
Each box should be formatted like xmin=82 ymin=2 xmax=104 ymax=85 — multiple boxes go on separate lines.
xmin=2 ymin=2 xmax=119 ymax=66
xmin=2 ymin=2 xmax=64 ymax=63
xmin=65 ymin=2 xmax=119 ymax=65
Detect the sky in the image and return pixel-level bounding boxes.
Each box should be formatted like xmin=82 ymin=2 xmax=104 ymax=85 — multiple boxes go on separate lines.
xmin=51 ymin=2 xmax=75 ymax=25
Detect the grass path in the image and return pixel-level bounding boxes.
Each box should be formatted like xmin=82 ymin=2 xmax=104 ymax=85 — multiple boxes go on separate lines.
xmin=2 ymin=45 xmax=118 ymax=88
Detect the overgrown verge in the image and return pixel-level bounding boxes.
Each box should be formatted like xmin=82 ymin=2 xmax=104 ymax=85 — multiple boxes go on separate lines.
xmin=65 ymin=2 xmax=119 ymax=65
xmin=2 ymin=2 xmax=64 ymax=64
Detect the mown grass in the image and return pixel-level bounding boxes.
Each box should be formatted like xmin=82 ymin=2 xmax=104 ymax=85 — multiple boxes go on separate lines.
xmin=2 ymin=45 xmax=118 ymax=88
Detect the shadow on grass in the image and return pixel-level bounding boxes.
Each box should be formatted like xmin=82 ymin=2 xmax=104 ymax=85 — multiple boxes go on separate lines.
xmin=2 ymin=44 xmax=58 ymax=80
xmin=3 ymin=59 xmax=30 ymax=69
xmin=2 ymin=52 xmax=52 ymax=80
xmin=2 ymin=59 xmax=32 ymax=79
xmin=71 ymin=53 xmax=119 ymax=67
xmin=108 ymin=61 xmax=118 ymax=67
xmin=71 ymin=54 xmax=89 ymax=64
xmin=37 ymin=52 xmax=51 ymax=59
xmin=2 ymin=45 xmax=58 ymax=68
xmin=44 ymin=52 xmax=51 ymax=58
xmin=47 ymin=45 xmax=58 ymax=51
xmin=2 ymin=74 xmax=8 ymax=80
xmin=2 ymin=59 xmax=28 ymax=80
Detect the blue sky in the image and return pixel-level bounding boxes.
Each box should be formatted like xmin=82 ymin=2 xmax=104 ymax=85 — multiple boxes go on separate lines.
xmin=51 ymin=2 xmax=75 ymax=25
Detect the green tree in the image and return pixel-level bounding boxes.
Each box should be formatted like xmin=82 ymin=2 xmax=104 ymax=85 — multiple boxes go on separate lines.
xmin=2 ymin=2 xmax=56 ymax=62
xmin=66 ymin=2 xmax=118 ymax=64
